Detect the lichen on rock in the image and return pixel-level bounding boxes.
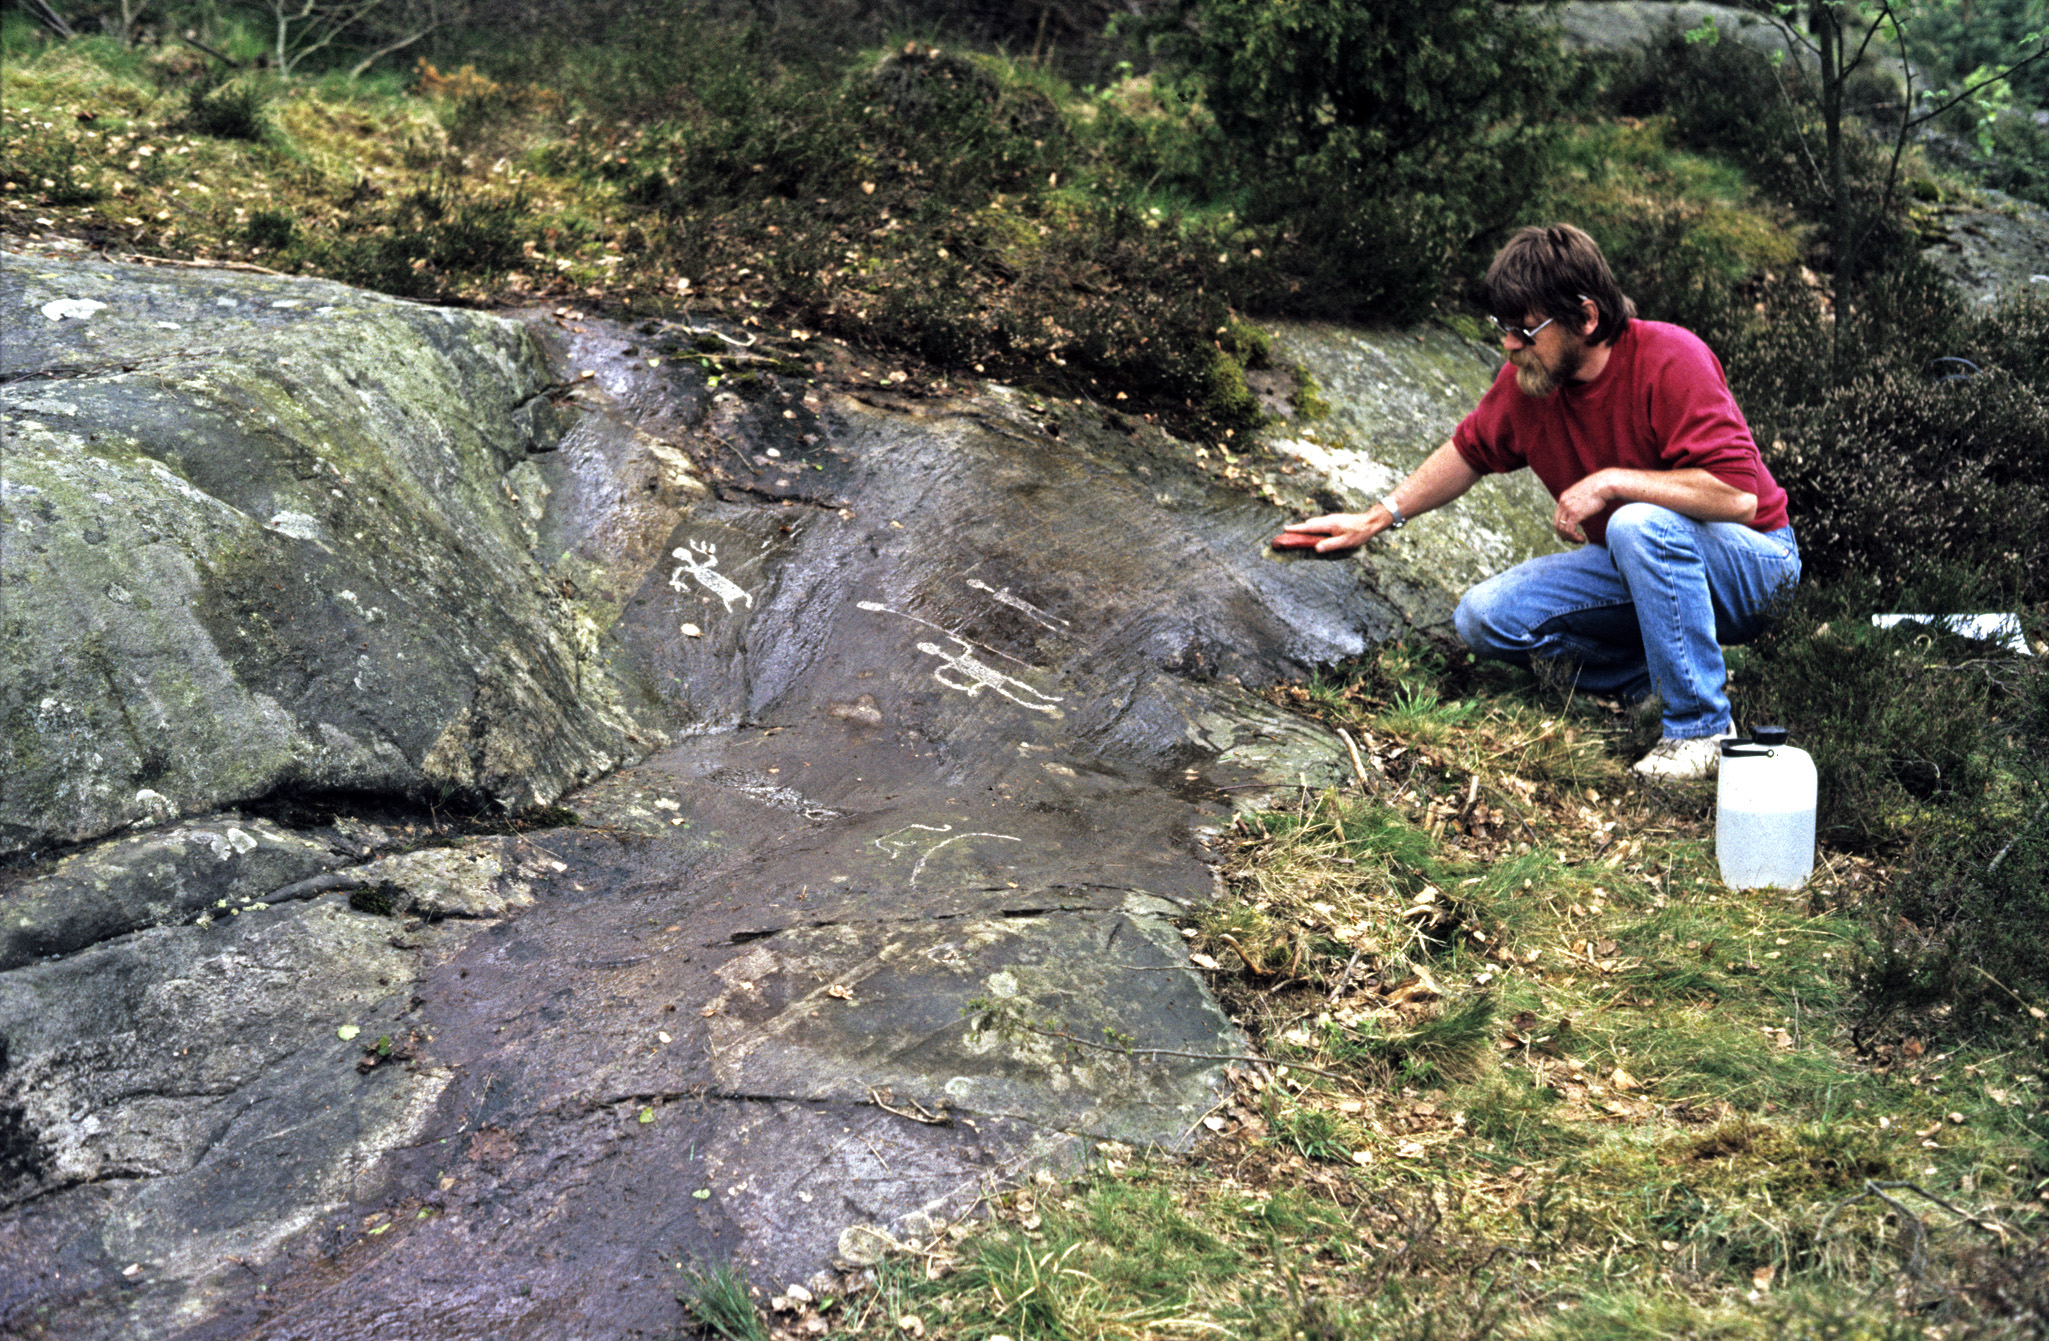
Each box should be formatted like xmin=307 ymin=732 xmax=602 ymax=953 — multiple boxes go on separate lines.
xmin=0 ymin=250 xmax=666 ymax=858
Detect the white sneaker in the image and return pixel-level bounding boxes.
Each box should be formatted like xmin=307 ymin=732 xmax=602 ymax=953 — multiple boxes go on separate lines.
xmin=1632 ymin=732 xmax=1735 ymax=781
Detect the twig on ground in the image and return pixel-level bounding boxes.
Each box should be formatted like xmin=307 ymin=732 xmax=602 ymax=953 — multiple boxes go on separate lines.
xmin=1987 ymin=799 xmax=2047 ymax=874
xmin=1337 ymin=727 xmax=1373 ymax=790
xmin=1816 ymin=1178 xmax=2018 ymax=1278
xmin=1328 ymin=948 xmax=1366 ymax=1003
xmin=116 ymin=252 xmax=290 ymax=277
xmin=868 ymin=1086 xmax=953 ymax=1126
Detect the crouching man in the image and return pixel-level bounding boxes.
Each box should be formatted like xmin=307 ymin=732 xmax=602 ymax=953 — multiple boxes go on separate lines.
xmin=1282 ymin=224 xmax=1799 ymax=779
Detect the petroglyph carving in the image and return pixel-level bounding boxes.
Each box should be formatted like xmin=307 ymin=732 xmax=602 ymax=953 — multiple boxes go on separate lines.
xmin=855 ymin=599 xmax=1063 ymax=714
xmin=670 ymin=540 xmax=754 ymax=611
xmin=915 ymin=636 xmax=1063 ymax=713
xmin=874 ymin=823 xmax=953 ymax=862
xmin=873 ymin=823 xmax=1023 ymax=885
xmin=967 ymin=578 xmax=1069 ymax=630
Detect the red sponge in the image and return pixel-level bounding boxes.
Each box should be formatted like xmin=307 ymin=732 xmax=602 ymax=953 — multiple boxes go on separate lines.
xmin=1270 ymin=531 xmax=1329 ymax=550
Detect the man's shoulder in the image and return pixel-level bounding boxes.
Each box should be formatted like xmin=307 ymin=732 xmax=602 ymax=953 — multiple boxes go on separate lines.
xmin=1617 ymin=320 xmax=1725 ymax=381
xmin=1625 ymin=319 xmax=1718 ymax=359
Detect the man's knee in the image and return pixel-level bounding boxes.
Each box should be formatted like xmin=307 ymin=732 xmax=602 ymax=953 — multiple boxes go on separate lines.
xmin=1455 ymin=572 xmax=1521 ymax=657
xmin=1605 ymin=501 xmax=1692 ymax=555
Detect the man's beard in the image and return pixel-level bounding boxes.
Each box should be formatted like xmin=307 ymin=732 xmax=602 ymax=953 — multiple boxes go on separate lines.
xmin=1512 ymin=340 xmax=1586 ymax=398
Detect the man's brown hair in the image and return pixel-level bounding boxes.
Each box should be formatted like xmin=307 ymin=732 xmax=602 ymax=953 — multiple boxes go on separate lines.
xmin=1481 ymin=224 xmax=1635 ymax=345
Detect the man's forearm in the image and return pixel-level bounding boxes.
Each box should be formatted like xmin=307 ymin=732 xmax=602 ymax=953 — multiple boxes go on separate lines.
xmin=1281 ymin=440 xmax=1481 ymax=552
xmin=1551 ymin=466 xmax=1757 ymax=545
xmin=1583 ymin=468 xmax=1757 ymax=523
xmin=1389 ymin=441 xmax=1485 ymax=520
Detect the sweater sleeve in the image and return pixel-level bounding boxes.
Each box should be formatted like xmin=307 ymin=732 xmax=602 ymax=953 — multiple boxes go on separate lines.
xmin=1451 ymin=366 xmax=1526 ymax=476
xmin=1646 ymin=333 xmax=1763 ymax=494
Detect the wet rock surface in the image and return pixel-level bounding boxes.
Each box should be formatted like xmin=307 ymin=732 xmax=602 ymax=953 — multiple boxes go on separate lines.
xmin=3 ymin=255 xmax=1453 ymax=1338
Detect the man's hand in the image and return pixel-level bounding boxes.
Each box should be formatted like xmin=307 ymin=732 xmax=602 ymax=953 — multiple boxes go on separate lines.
xmin=1552 ymin=473 xmax=1610 ymax=545
xmin=1552 ymin=467 xmax=1759 ymax=544
xmin=1278 ymin=511 xmax=1385 ymax=554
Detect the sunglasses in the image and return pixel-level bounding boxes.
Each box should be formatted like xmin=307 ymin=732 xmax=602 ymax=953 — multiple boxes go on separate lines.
xmin=1488 ymin=314 xmax=1556 ymax=343
xmin=1489 ymin=295 xmax=1597 ymax=344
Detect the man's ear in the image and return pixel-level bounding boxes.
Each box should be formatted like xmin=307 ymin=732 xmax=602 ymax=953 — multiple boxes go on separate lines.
xmin=1579 ymin=298 xmax=1600 ymax=338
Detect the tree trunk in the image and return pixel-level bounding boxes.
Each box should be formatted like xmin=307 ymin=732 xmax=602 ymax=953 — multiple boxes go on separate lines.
xmin=1813 ymin=2 xmax=1849 ymax=374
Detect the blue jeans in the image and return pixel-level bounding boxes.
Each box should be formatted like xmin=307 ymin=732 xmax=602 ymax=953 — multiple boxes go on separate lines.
xmin=1453 ymin=503 xmax=1801 ymax=739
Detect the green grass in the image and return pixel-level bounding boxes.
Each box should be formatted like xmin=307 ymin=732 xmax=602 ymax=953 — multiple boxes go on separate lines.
xmin=786 ymin=646 xmax=2047 ymax=1340
xmin=677 ymin=1262 xmax=768 ymax=1341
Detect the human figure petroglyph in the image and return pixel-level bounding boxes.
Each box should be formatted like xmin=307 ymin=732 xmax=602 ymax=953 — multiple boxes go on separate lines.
xmin=872 ymin=823 xmax=1023 ymax=884
xmin=914 ymin=636 xmax=1064 ymax=713
xmin=967 ymin=578 xmax=1070 ymax=630
xmin=873 ymin=823 xmax=953 ymax=862
xmin=670 ymin=539 xmax=754 ymax=611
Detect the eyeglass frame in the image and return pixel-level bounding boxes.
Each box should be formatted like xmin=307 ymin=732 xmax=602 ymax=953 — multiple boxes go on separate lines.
xmin=1488 ymin=295 xmax=1597 ymax=345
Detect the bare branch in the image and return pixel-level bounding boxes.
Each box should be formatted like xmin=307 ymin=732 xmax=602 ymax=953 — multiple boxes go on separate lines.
xmin=348 ymin=23 xmax=433 ymax=78
xmin=1905 ymin=45 xmax=2049 ymax=129
xmin=22 ymin=0 xmax=76 ymax=38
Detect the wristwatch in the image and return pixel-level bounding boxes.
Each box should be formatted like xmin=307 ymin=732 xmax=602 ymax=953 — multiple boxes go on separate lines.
xmin=1382 ymin=496 xmax=1406 ymax=530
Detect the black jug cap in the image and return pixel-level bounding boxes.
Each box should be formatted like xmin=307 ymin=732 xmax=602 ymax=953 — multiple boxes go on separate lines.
xmin=1750 ymin=725 xmax=1789 ymax=746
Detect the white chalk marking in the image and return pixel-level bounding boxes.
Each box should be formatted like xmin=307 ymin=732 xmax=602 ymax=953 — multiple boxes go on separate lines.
xmin=873 ymin=822 xmax=953 ymax=861
xmin=966 ymin=578 xmax=1070 ymax=630
xmin=41 ymin=299 xmax=107 ymax=322
xmin=915 ymin=635 xmax=1063 ymax=713
xmin=909 ymin=831 xmax=1021 ymax=886
xmin=670 ymin=539 xmax=754 ymax=611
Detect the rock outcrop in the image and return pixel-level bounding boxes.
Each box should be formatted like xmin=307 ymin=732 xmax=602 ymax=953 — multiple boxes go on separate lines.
xmin=2 ymin=254 xmax=662 ymax=859
xmin=1 ymin=248 xmax=1523 ymax=1339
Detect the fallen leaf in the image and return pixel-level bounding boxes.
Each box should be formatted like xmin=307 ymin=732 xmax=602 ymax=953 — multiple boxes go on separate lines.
xmin=638 ymin=1106 xmax=655 ymax=1124
xmin=337 ymin=1025 xmax=360 ymax=1041
xmin=827 ymin=984 xmax=854 ymax=1000
xmin=693 ymin=1188 xmax=711 ymax=1199
xmin=1611 ymin=1066 xmax=1641 ymax=1092
xmin=1752 ymin=1263 xmax=1775 ymax=1291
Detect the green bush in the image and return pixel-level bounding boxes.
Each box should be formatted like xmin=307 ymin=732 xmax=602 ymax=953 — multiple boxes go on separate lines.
xmin=243 ymin=208 xmax=298 ymax=250
xmin=1181 ymin=0 xmax=1561 ymax=176
xmin=317 ymin=183 xmax=532 ymax=298
xmin=178 ymin=71 xmax=276 ymax=142
xmin=1771 ymin=370 xmax=2049 ymax=601
xmin=0 ymin=123 xmax=105 ymax=204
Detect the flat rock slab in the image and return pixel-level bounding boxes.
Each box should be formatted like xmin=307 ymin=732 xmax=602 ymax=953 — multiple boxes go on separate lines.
xmin=3 ymin=263 xmax=1424 ymax=1338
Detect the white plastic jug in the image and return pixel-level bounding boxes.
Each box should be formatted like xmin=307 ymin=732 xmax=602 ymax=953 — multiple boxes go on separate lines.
xmin=1716 ymin=727 xmax=1816 ymax=890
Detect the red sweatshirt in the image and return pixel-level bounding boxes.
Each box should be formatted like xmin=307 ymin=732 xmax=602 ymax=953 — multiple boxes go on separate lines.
xmin=1451 ymin=320 xmax=1789 ymax=546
